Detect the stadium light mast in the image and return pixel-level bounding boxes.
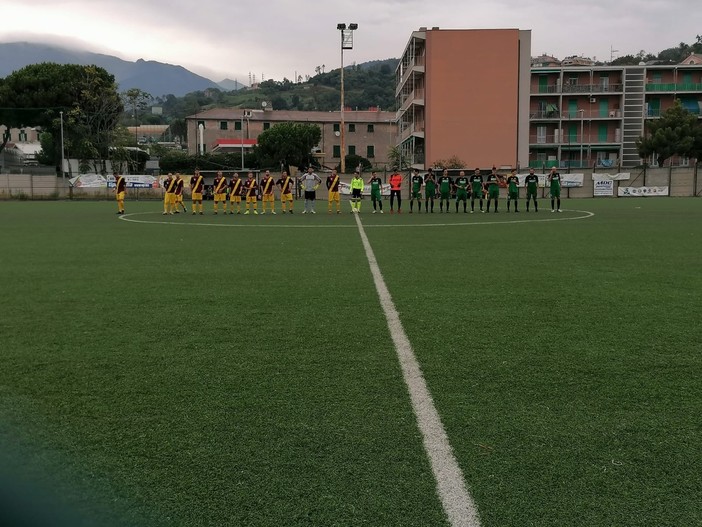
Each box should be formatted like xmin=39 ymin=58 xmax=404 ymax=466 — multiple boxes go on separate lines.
xmin=338 ymin=23 xmax=358 ymax=174
xmin=59 ymin=110 xmax=66 ymax=179
xmin=578 ymin=109 xmax=585 ymax=167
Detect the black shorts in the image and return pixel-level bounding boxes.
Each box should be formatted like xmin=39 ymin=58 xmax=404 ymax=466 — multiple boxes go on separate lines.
xmin=304 ymin=190 xmax=316 ymax=200
xmin=390 ymin=189 xmax=401 ymax=198
xmin=352 ymin=189 xmax=362 ymax=198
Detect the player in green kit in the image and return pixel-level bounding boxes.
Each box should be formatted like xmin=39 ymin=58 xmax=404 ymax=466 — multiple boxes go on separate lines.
xmin=525 ymin=168 xmax=539 ymax=212
xmin=438 ymin=169 xmax=452 ymax=213
xmin=409 ymin=168 xmax=423 ymax=213
xmin=424 ymin=168 xmax=436 ymax=213
xmin=506 ymin=169 xmax=519 ymax=212
xmin=454 ymin=170 xmax=469 ymax=213
xmin=470 ymin=168 xmax=484 ymax=213
xmin=368 ymin=171 xmax=384 ymax=213
xmin=548 ymin=167 xmax=562 ymax=212
xmin=485 ymin=168 xmax=501 ymax=213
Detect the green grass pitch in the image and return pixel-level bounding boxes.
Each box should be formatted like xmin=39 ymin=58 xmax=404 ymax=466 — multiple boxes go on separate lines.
xmin=1 ymin=198 xmax=700 ymax=526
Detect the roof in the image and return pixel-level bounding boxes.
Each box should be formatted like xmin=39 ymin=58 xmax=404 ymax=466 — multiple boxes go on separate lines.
xmin=216 ymin=139 xmax=257 ymax=146
xmin=9 ymin=142 xmax=42 ymax=155
xmin=187 ymin=108 xmax=396 ymax=124
xmin=679 ymin=53 xmax=702 ymax=65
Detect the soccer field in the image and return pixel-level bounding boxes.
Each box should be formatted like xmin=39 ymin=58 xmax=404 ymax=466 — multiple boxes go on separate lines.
xmin=1 ymin=198 xmax=701 ymax=526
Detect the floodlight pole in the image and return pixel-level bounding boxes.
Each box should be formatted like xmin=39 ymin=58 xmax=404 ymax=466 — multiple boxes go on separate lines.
xmin=340 ymin=34 xmax=345 ymax=174
xmin=241 ymin=112 xmax=245 ymax=170
xmin=338 ymin=23 xmax=358 ymax=174
xmin=579 ymin=109 xmax=585 ymax=167
xmin=59 ymin=111 xmax=65 ymax=179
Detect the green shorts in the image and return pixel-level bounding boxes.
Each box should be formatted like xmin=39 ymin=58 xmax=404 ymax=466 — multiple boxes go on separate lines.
xmin=456 ymin=190 xmax=468 ymax=201
xmin=550 ymin=189 xmax=561 ymax=198
xmin=412 ymin=190 xmax=421 ymax=199
xmin=489 ymin=188 xmax=499 ymax=199
xmin=472 ymin=190 xmax=483 ymax=199
xmin=440 ymin=191 xmax=450 ymax=200
xmin=371 ymin=190 xmax=382 ymax=201
xmin=527 ymin=189 xmax=537 ymax=199
xmin=508 ymin=191 xmax=518 ymax=200
xmin=425 ymin=190 xmax=435 ymax=199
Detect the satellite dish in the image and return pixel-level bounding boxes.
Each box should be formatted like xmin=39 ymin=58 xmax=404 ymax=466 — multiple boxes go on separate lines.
xmin=261 ymin=101 xmax=268 ymax=108
xmin=335 ymin=131 xmax=340 ymax=137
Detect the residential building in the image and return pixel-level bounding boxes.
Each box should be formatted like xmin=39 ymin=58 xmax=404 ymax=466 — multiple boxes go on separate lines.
xmin=395 ymin=28 xmax=532 ymax=170
xmin=185 ymin=108 xmax=396 ymax=169
xmin=1 ymin=126 xmax=41 ymax=143
xmin=529 ymin=61 xmax=702 ymax=168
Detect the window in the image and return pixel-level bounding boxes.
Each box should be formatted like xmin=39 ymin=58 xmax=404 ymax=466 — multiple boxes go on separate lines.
xmin=367 ymin=124 xmax=374 ymax=133
xmin=19 ymin=129 xmax=27 ymax=141
xmin=219 ymin=121 xmax=228 ymax=130
xmin=333 ymin=145 xmax=341 ymax=158
xmin=366 ymin=145 xmax=375 ymax=158
xmin=348 ymin=145 xmax=356 ymax=156
xmin=348 ymin=123 xmax=355 ymax=132
xmin=263 ymin=122 xmax=270 ymax=130
xmin=333 ymin=123 xmax=340 ymax=132
xmin=235 ymin=121 xmax=242 ymax=131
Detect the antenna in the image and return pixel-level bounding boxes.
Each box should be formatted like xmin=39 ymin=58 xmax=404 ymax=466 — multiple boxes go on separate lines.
xmin=610 ymin=45 xmax=619 ymax=62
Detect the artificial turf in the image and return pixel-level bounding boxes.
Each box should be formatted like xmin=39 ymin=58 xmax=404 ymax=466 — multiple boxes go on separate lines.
xmin=0 ymin=198 xmax=700 ymax=526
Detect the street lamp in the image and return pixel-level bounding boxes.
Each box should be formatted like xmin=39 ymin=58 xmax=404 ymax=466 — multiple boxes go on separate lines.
xmin=578 ymin=109 xmax=585 ymax=168
xmin=337 ymin=22 xmax=358 ymax=174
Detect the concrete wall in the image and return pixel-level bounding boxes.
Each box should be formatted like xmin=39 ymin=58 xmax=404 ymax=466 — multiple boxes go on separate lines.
xmin=1 ymin=167 xmax=699 ymax=200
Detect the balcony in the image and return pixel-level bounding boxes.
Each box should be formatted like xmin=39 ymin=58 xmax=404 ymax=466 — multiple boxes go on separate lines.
xmin=646 ymin=83 xmax=702 ymax=92
xmin=530 ymin=110 xmax=560 ymax=119
xmin=399 ymin=122 xmax=425 ymax=142
xmin=562 ymin=83 xmax=623 ymax=93
xmin=532 ymin=83 xmax=623 ymax=94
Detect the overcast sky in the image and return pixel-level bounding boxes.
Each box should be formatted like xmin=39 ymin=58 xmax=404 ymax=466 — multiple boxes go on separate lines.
xmin=2 ymin=0 xmax=699 ymax=83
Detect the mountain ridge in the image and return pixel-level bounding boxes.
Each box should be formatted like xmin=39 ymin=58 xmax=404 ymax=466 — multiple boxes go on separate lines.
xmin=0 ymin=41 xmax=245 ymax=97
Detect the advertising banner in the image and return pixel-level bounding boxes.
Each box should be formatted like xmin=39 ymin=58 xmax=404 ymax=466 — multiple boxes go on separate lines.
xmin=617 ymin=186 xmax=669 ymax=197
xmin=561 ymin=173 xmax=584 ymax=188
xmin=69 ymin=174 xmax=107 ymax=188
xmin=109 ymin=174 xmax=158 ymax=189
xmin=339 ymin=182 xmax=391 ymax=196
xmin=593 ymin=179 xmax=614 ymax=196
xmin=592 ymin=172 xmax=631 ymax=181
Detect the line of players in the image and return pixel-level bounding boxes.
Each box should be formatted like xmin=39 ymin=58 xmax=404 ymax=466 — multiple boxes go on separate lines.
xmin=402 ymin=166 xmax=563 ymax=214
xmin=158 ymin=166 xmax=563 ymax=216
xmin=161 ymin=169 xmax=297 ymax=215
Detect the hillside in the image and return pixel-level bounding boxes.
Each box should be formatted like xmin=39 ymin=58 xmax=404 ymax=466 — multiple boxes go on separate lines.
xmin=163 ymin=58 xmax=399 ymax=116
xmin=0 ymin=42 xmax=228 ymax=97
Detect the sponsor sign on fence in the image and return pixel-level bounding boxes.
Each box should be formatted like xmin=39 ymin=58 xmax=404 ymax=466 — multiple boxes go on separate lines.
xmin=617 ymin=186 xmax=669 ymax=197
xmin=561 ymin=173 xmax=584 ymax=188
xmin=339 ymin=182 xmax=391 ymax=196
xmin=593 ymin=172 xmax=631 ymax=181
xmin=593 ymin=180 xmax=614 ymax=196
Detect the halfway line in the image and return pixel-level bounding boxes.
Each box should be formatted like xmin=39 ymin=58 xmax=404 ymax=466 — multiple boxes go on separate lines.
xmin=353 ymin=213 xmax=481 ymax=527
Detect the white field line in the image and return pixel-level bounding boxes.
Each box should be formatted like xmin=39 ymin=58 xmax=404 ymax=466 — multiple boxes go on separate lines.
xmin=353 ymin=212 xmax=481 ymax=527
xmin=119 ymin=209 xmax=594 ymax=229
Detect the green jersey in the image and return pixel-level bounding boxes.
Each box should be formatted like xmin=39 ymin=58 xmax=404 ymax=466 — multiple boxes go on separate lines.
xmin=425 ymin=176 xmax=436 ymax=193
xmin=370 ymin=177 xmax=382 ymax=193
xmin=470 ymin=174 xmax=484 ymax=192
xmin=507 ymin=175 xmax=519 ymax=193
xmin=454 ymin=176 xmax=469 ymax=190
xmin=486 ymin=174 xmax=499 ymax=190
xmin=525 ymin=174 xmax=539 ymax=192
xmin=438 ymin=176 xmax=452 ymax=193
xmin=549 ymin=173 xmax=561 ymax=191
xmin=411 ymin=174 xmax=423 ymax=192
